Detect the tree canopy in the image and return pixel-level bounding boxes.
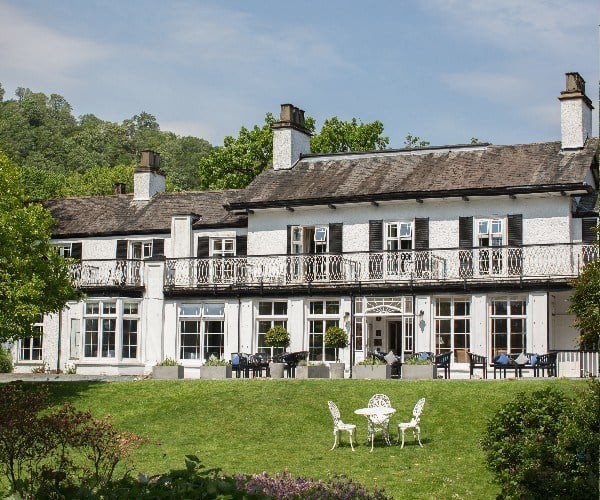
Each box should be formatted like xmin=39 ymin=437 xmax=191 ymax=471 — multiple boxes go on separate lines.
xmin=198 ymin=114 xmax=393 ymax=190
xmin=0 ymin=153 xmax=79 ymax=341
xmin=0 ymin=85 xmax=213 ymax=197
xmin=569 ymin=223 xmax=600 ymax=349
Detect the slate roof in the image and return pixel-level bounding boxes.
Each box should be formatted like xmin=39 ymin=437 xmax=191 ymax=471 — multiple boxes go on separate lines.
xmin=43 ymin=190 xmax=246 ymax=238
xmin=229 ymin=139 xmax=599 ymax=210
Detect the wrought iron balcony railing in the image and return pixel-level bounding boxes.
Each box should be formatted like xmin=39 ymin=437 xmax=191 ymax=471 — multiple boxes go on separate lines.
xmin=71 ymin=259 xmax=143 ymax=288
xmin=163 ymin=243 xmax=598 ymax=290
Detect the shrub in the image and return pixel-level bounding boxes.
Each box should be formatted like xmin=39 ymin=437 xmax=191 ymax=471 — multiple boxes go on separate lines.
xmin=325 ymin=326 xmax=348 ymax=361
xmin=0 ymin=383 xmax=146 ymax=498
xmin=264 ymin=325 xmax=290 ymax=348
xmin=0 ymin=346 xmax=13 ymax=373
xmin=481 ymin=381 xmax=599 ymax=499
xmin=356 ymin=357 xmax=385 ymax=366
xmin=236 ymin=469 xmax=390 ymax=499
xmin=204 ymin=355 xmax=228 ymax=366
xmin=156 ymin=357 xmax=180 ymax=366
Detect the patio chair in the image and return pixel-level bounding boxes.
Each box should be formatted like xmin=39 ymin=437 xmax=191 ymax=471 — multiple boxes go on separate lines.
xmin=397 ymin=398 xmax=426 ymax=448
xmin=367 ymin=393 xmax=393 ymax=451
xmin=327 ymin=401 xmax=356 ymax=451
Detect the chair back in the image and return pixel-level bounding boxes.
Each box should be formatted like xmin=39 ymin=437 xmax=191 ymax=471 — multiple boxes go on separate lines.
xmin=328 ymin=401 xmax=341 ymax=425
xmin=412 ymin=398 xmax=426 ymax=422
xmin=368 ymin=393 xmax=391 ymax=408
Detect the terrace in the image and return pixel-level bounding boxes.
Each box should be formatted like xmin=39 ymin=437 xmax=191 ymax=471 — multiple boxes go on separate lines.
xmin=69 ymin=242 xmax=597 ymax=291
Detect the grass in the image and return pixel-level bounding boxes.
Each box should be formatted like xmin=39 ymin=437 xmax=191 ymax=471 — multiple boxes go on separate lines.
xmin=27 ymin=378 xmax=588 ymax=498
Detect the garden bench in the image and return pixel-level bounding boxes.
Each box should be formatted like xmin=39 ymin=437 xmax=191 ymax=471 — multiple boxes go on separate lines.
xmin=272 ymin=351 xmax=309 ymax=378
xmin=532 ymin=352 xmax=557 ymax=377
xmin=434 ymin=351 xmax=452 ymax=379
xmin=370 ymin=350 xmax=402 ymax=378
xmin=468 ymin=352 xmax=487 ymax=379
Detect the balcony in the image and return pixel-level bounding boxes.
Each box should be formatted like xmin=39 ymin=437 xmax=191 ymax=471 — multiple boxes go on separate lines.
xmin=163 ymin=243 xmax=597 ymax=291
xmin=71 ymin=259 xmax=143 ymax=288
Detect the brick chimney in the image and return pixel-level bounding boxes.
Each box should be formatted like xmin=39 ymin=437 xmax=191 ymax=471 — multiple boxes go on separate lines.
xmin=133 ymin=150 xmax=165 ymax=200
xmin=272 ymin=103 xmax=311 ymax=170
xmin=558 ymin=72 xmax=593 ymax=150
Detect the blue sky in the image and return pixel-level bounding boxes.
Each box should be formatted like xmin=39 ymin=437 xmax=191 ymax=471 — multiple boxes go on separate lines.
xmin=0 ymin=0 xmax=598 ymax=148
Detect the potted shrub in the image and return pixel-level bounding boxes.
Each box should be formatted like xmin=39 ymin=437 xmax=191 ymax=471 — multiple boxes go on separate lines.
xmin=325 ymin=326 xmax=348 ymax=379
xmin=353 ymin=356 xmax=391 ymax=379
xmin=402 ymin=354 xmax=437 ymax=380
xmin=265 ymin=325 xmax=290 ymax=379
xmin=296 ymin=360 xmax=330 ymax=379
xmin=152 ymin=357 xmax=184 ymax=379
xmin=200 ymin=355 xmax=232 ymax=379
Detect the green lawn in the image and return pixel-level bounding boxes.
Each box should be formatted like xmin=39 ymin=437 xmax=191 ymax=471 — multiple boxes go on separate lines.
xmin=37 ymin=378 xmax=587 ymax=499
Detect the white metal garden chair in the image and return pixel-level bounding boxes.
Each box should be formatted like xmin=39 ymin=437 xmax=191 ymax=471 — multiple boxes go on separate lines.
xmin=397 ymin=397 xmax=426 ymax=448
xmin=327 ymin=401 xmax=356 ymax=451
xmin=366 ymin=393 xmax=393 ymax=451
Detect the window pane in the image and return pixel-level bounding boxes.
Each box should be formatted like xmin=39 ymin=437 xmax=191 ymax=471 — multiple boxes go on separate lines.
xmin=258 ymin=302 xmax=272 ymax=316
xmin=492 ymin=220 xmax=502 ymax=233
xmin=179 ymin=304 xmax=200 ymax=316
xmin=493 ymin=301 xmax=507 ymax=316
xmin=103 ymin=302 xmax=117 ymax=315
xmin=399 ymin=223 xmax=411 ymax=237
xmin=310 ymin=301 xmax=323 ymax=315
xmin=204 ymin=320 xmax=224 ymax=360
xmin=101 ymin=319 xmax=116 ymax=357
xmin=510 ymin=301 xmax=525 ymax=315
xmin=272 ymin=302 xmax=286 ymax=315
xmin=86 ymin=302 xmax=99 ymax=315
xmin=478 ymin=220 xmax=488 ymax=235
xmin=124 ymin=302 xmax=138 ymax=315
xmin=387 ymin=224 xmax=397 ymax=238
xmin=122 ymin=319 xmax=138 ymax=359
xmin=436 ymin=300 xmax=451 ymax=316
xmin=314 ymin=227 xmax=327 ymax=242
xmin=493 ymin=318 xmax=507 ymax=333
xmin=204 ymin=303 xmax=224 ymax=316
xmin=436 ymin=319 xmax=451 ymax=334
xmin=454 ymin=301 xmax=469 ymax=316
xmin=84 ymin=319 xmax=98 ymax=357
xmin=325 ymin=301 xmax=339 ymax=315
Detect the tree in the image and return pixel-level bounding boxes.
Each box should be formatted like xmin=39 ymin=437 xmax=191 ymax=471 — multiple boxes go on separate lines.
xmin=0 ymin=153 xmax=79 ymax=341
xmin=569 ymin=222 xmax=600 ymax=349
xmin=198 ymin=113 xmax=277 ymax=190
xmin=310 ymin=117 xmax=389 ymax=153
xmin=403 ymin=134 xmax=430 ymax=149
xmin=198 ymin=113 xmax=390 ymax=190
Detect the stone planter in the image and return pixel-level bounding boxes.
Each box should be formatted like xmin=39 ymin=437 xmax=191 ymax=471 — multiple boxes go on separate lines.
xmin=296 ymin=364 xmax=330 ymax=379
xmin=329 ymin=363 xmax=345 ymax=379
xmin=402 ymin=364 xmax=437 ymax=380
xmin=269 ymin=362 xmax=285 ymax=379
xmin=200 ymin=365 xmax=232 ymax=380
xmin=152 ymin=365 xmax=184 ymax=379
xmin=353 ymin=364 xmax=391 ymax=379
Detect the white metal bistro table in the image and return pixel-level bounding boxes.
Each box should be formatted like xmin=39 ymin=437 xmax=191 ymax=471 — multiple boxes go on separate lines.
xmin=354 ymin=407 xmax=396 ymax=452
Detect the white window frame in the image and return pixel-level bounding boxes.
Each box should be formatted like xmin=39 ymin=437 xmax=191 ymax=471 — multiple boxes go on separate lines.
xmin=434 ymin=297 xmax=471 ymax=362
xmin=256 ymin=301 xmax=288 ymax=356
xmin=178 ymin=303 xmax=225 ymax=362
xmin=81 ymin=299 xmax=141 ymax=360
xmin=307 ymin=299 xmax=340 ymax=362
xmin=129 ymin=240 xmax=153 ymax=260
xmin=490 ymin=297 xmax=527 ymax=358
xmin=210 ymin=238 xmax=235 ymax=257
xmin=56 ymin=243 xmax=73 ymax=258
xmin=290 ymin=226 xmax=328 ymax=254
xmin=19 ymin=316 xmax=43 ymax=361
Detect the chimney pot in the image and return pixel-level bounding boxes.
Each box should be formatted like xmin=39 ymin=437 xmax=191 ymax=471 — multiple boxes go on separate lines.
xmin=280 ymin=103 xmax=294 ymax=123
xmin=558 ymin=72 xmax=593 ymax=150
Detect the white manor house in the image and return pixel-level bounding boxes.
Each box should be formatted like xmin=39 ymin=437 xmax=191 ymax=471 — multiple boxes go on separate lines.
xmin=11 ymin=72 xmax=599 ymax=378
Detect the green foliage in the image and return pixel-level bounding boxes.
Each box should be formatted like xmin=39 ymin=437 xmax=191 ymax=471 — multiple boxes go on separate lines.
xmin=324 ymin=326 xmax=348 ymax=349
xmin=569 ymin=225 xmax=600 ymax=348
xmin=310 ymin=117 xmax=389 ymax=153
xmin=264 ymin=325 xmax=290 ymax=348
xmin=203 ymin=355 xmax=228 ymax=366
xmin=405 ymin=356 xmax=433 ymax=365
xmin=198 ymin=113 xmax=277 ymax=190
xmin=156 ymin=357 xmax=180 ymax=367
xmin=0 ymin=85 xmax=213 ymax=196
xmin=481 ymin=382 xmax=599 ymax=499
xmin=403 ymin=133 xmax=430 ymax=149
xmin=0 ymin=384 xmax=145 ymax=498
xmin=356 ymin=356 xmax=385 ymax=365
xmin=0 ymin=347 xmax=13 ymax=373
xmin=0 ymin=153 xmax=79 ymax=341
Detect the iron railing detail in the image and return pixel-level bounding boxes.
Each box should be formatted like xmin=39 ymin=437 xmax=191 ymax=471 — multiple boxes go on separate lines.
xmin=71 ymin=260 xmax=143 ymax=288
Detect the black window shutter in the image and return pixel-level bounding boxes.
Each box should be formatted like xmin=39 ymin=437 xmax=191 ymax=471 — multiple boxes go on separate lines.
xmin=116 ymin=240 xmax=128 ymax=259
xmin=236 ymin=235 xmax=248 ymax=256
xmin=152 ymin=239 xmax=165 ymax=257
xmin=414 ymin=218 xmax=429 ymax=250
xmin=329 ymin=223 xmax=343 ymax=253
xmin=197 ymin=236 xmax=210 ymax=258
xmin=507 ymin=214 xmax=523 ymax=246
xmin=582 ymin=218 xmax=597 ymax=243
xmin=71 ymin=242 xmax=82 ymax=260
xmin=459 ymin=217 xmax=473 ymax=248
xmin=287 ymin=225 xmax=292 ymax=254
xmin=369 ymin=220 xmax=383 ymax=252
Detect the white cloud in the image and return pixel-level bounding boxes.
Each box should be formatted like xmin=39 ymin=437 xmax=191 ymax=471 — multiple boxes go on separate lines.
xmin=0 ymin=1 xmax=110 ymax=85
xmin=423 ymin=0 xmax=596 ymax=55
